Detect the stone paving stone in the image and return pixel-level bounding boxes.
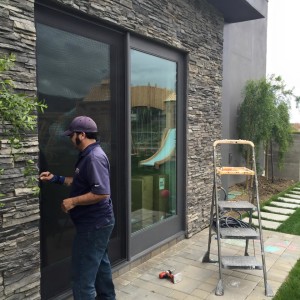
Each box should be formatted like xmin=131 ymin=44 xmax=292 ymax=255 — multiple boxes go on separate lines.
xmin=285 ymin=193 xmax=300 ymax=199
xmin=182 ymin=265 xmax=214 ymax=281
xmin=244 ymin=286 xmax=274 ymax=300
xmin=169 ymin=277 xmax=201 ymax=294
xmin=185 ymin=295 xmax=202 ymax=300
xmin=223 ymin=275 xmax=257 ymax=295
xmin=112 ymin=228 xmax=300 ymax=300
xmin=270 ymin=201 xmax=300 ymax=209
xmin=190 ymin=288 xmax=210 ymax=299
xmin=205 ymin=276 xmax=257 ymax=299
xmin=267 ymin=267 xmax=289 ymax=282
xmin=263 ymin=206 xmax=295 ymax=215
xmin=168 ymin=290 xmax=190 ymax=300
xmin=278 ymin=196 xmax=300 ymax=204
xmin=131 ymin=278 xmax=174 ymax=297
xmin=243 ymin=217 xmax=282 ymax=230
xmin=252 ymin=211 xmax=289 ymax=221
xmin=289 ymin=190 xmax=300 ymax=195
xmin=197 ymin=282 xmax=216 ymax=293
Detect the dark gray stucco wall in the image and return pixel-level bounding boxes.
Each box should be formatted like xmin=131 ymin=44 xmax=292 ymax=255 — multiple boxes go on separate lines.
xmin=221 ymin=0 xmax=268 ymax=188
xmin=0 ymin=0 xmax=224 ymax=297
xmin=268 ymin=134 xmax=300 ymax=182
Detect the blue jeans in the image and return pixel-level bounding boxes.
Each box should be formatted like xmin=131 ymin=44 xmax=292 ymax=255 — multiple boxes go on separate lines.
xmin=72 ymin=221 xmax=116 ymax=300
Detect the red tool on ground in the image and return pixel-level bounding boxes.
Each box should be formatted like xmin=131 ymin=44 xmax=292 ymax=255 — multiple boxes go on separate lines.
xmin=159 ymin=270 xmax=182 ymax=284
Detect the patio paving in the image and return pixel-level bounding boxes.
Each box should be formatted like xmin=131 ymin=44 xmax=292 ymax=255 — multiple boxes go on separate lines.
xmin=64 ymin=187 xmax=300 ymax=299
xmin=113 ymin=228 xmax=300 ymax=299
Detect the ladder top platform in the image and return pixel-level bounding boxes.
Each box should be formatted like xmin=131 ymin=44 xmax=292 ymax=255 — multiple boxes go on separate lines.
xmin=213 ymin=139 xmax=254 ymax=147
xmin=216 ymin=167 xmax=255 ymax=175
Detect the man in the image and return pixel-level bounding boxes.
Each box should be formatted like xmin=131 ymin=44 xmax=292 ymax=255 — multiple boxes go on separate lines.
xmin=40 ymin=116 xmax=116 ymax=300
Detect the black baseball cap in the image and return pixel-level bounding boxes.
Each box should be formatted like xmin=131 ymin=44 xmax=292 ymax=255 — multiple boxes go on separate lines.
xmin=63 ymin=116 xmax=98 ymax=136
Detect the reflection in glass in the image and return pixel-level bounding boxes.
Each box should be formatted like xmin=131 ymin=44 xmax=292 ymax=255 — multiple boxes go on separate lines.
xmin=131 ymin=50 xmax=177 ymax=233
xmin=36 ymin=23 xmax=111 ymax=266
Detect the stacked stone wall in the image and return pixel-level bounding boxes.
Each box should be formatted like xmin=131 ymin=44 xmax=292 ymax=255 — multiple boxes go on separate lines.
xmin=51 ymin=0 xmax=223 ymax=236
xmin=0 ymin=0 xmax=40 ymax=299
xmin=0 ymin=0 xmax=223 ymax=298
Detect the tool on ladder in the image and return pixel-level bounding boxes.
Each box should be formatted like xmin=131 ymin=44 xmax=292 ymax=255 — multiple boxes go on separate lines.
xmin=202 ymin=139 xmax=273 ymax=297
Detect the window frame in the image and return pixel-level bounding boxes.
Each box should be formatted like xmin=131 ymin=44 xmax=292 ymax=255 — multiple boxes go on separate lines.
xmin=128 ymin=35 xmax=187 ymax=257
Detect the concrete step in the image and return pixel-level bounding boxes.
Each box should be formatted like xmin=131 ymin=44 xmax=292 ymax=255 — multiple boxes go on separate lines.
xmin=289 ymin=191 xmax=300 ymax=195
xmin=263 ymin=206 xmax=296 ymax=215
xmin=243 ymin=217 xmax=281 ymax=230
xmin=285 ymin=193 xmax=300 ymax=199
xmin=253 ymin=211 xmax=289 ymax=222
xmin=278 ymin=197 xmax=300 ymax=204
xmin=271 ymin=201 xmax=300 ymax=209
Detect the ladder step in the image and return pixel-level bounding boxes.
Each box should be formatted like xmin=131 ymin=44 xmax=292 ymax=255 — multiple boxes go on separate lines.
xmin=221 ymin=256 xmax=262 ymax=270
xmin=219 ymin=227 xmax=259 ymax=239
xmin=219 ymin=201 xmax=257 ymax=211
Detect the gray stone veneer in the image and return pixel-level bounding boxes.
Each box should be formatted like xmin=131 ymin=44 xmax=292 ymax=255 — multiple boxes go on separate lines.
xmin=0 ymin=0 xmax=223 ymax=298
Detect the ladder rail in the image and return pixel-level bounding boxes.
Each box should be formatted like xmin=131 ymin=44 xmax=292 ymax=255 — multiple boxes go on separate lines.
xmin=251 ymin=142 xmax=272 ymax=296
xmin=213 ymin=144 xmax=224 ymax=295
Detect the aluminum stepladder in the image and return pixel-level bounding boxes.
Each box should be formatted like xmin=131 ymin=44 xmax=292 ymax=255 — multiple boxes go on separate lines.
xmin=202 ymin=139 xmax=273 ymax=297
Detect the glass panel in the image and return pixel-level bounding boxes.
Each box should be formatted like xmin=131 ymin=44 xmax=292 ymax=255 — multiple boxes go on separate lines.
xmin=37 ymin=23 xmax=111 ymax=267
xmin=130 ymin=50 xmax=177 ymax=233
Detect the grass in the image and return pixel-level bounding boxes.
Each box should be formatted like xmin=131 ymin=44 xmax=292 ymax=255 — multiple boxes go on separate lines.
xmin=260 ymin=181 xmax=300 ymax=209
xmin=277 ymin=208 xmax=300 ymax=235
xmin=273 ymin=259 xmax=300 ymax=300
xmin=266 ymin=183 xmax=300 ymax=299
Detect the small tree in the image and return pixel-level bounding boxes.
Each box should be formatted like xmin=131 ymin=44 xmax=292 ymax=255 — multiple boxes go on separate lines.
xmin=270 ymin=102 xmax=293 ymax=181
xmin=237 ymin=78 xmax=275 ymax=168
xmin=0 ymin=53 xmax=47 ymax=196
xmin=237 ymin=75 xmax=299 ymax=181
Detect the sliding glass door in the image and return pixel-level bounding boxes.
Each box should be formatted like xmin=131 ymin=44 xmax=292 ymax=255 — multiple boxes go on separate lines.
xmin=36 ymin=4 xmax=126 ymax=298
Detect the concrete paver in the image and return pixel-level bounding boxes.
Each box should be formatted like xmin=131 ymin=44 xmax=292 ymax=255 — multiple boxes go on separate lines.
xmin=64 ymin=187 xmax=300 ymax=299
xmin=270 ymin=201 xmax=300 ymax=209
xmin=289 ymin=190 xmax=300 ymax=195
xmin=278 ymin=197 xmax=300 ymax=204
xmin=285 ymin=194 xmax=300 ymax=199
xmin=252 ymin=211 xmax=289 ymax=222
xmin=243 ymin=217 xmax=282 ymax=230
xmin=112 ymin=228 xmax=300 ymax=299
xmin=263 ymin=206 xmax=295 ymax=215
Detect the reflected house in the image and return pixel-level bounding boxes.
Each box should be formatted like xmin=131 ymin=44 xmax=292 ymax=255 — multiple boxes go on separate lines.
xmin=80 ymin=79 xmax=112 ymax=154
xmin=131 ymin=85 xmax=176 ymax=232
xmin=38 ymin=78 xmax=112 ymax=161
xmin=131 ymin=85 xmax=176 ymax=157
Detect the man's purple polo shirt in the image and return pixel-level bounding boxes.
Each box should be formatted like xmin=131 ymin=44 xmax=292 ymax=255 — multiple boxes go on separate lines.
xmin=69 ymin=142 xmax=114 ymax=230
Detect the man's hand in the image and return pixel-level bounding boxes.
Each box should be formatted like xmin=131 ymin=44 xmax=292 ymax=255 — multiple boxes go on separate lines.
xmin=61 ymin=193 xmax=109 ymax=213
xmin=39 ymin=171 xmax=54 ymax=181
xmin=61 ymin=198 xmax=76 ymax=213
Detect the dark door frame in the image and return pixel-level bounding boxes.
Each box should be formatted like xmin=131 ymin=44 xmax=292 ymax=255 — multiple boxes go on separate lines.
xmin=35 ymin=2 xmax=127 ymax=298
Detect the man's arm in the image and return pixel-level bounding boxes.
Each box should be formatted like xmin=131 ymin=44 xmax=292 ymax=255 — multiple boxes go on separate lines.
xmin=61 ymin=192 xmax=109 ymax=213
xmin=39 ymin=171 xmax=73 ymax=186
